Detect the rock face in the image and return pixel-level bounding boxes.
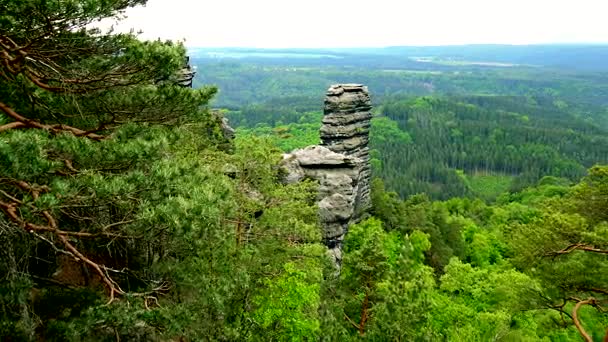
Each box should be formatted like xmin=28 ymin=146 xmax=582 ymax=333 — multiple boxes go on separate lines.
xmin=321 ymin=84 xmax=372 ymax=216
xmin=281 ymin=85 xmax=372 ymax=264
xmin=220 ymin=117 xmax=236 ymax=140
xmin=176 ymin=56 xmax=195 ymax=88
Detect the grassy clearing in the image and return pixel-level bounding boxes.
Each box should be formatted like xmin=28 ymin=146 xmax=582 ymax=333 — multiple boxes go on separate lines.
xmin=467 ymin=172 xmax=514 ymax=202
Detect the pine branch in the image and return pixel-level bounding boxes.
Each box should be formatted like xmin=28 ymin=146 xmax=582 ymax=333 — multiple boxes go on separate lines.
xmin=0 ymin=100 xmax=104 ymax=140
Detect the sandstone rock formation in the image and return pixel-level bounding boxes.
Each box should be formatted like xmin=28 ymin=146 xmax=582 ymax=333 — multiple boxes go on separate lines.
xmin=176 ymin=56 xmax=195 ymax=88
xmin=281 ymin=84 xmax=372 ymax=264
xmin=321 ymin=84 xmax=372 ymax=215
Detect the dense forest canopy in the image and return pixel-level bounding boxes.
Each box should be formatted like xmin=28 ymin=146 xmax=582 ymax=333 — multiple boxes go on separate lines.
xmin=1 ymin=1 xmax=608 ymax=341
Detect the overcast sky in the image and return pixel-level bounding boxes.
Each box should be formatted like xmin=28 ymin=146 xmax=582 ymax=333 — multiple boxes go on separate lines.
xmin=104 ymin=0 xmax=608 ymax=48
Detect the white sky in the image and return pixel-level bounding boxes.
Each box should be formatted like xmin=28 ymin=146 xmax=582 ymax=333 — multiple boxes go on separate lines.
xmin=103 ymin=0 xmax=608 ymax=48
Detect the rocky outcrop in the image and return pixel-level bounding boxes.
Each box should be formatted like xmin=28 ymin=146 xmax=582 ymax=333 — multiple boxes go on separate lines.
xmin=281 ymin=84 xmax=372 ymax=264
xmin=281 ymin=146 xmax=360 ymax=264
xmin=176 ymin=56 xmax=196 ymax=88
xmin=220 ymin=117 xmax=236 ymax=140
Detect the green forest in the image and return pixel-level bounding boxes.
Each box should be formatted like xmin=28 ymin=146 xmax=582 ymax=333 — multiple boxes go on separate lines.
xmin=1 ymin=1 xmax=608 ymax=341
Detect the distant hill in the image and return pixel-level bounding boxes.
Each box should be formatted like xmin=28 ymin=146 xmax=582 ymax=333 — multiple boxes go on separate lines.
xmin=189 ymin=44 xmax=608 ymax=71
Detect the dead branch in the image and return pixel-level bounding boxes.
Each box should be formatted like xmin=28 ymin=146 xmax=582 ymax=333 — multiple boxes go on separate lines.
xmin=64 ymin=159 xmax=78 ymax=173
xmin=344 ymin=313 xmax=361 ymax=330
xmin=548 ymin=243 xmax=608 ymax=257
xmin=57 ymin=233 xmax=124 ymax=304
xmin=7 ymin=183 xmax=126 ymax=303
xmin=101 ymin=220 xmax=135 ymax=232
xmin=31 ymin=230 xmax=76 ymax=258
xmin=0 ymin=180 xmax=142 ymax=304
xmin=0 ymin=189 xmax=23 ymax=204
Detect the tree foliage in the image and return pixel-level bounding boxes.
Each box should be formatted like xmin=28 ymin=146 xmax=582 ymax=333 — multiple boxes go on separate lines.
xmin=0 ymin=1 xmax=329 ymax=340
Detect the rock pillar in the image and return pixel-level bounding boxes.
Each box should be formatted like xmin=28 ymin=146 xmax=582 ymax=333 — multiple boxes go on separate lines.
xmin=321 ymin=84 xmax=372 ymax=216
xmin=280 ymin=84 xmax=373 ymax=265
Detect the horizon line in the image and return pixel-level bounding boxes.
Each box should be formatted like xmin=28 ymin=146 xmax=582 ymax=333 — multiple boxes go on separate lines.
xmin=185 ymin=42 xmax=608 ymax=49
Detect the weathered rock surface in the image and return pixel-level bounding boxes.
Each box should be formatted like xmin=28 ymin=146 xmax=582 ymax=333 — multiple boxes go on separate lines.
xmin=210 ymin=110 xmax=236 ymax=144
xmin=281 ymin=146 xmax=360 ymax=263
xmin=220 ymin=117 xmax=236 ymax=140
xmin=176 ymin=56 xmax=195 ymax=88
xmin=321 ymin=84 xmax=372 ymax=216
xmin=281 ymin=84 xmax=373 ymax=265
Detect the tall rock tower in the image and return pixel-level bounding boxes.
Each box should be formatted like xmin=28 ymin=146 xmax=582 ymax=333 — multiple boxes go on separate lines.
xmin=281 ymin=84 xmax=373 ymax=265
xmin=321 ymin=84 xmax=372 ymax=216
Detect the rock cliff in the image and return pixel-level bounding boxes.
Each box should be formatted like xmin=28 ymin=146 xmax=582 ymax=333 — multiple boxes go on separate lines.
xmin=281 ymin=84 xmax=372 ymax=264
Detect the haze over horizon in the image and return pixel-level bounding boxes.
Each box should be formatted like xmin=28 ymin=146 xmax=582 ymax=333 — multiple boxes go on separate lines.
xmin=102 ymin=0 xmax=608 ymax=48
